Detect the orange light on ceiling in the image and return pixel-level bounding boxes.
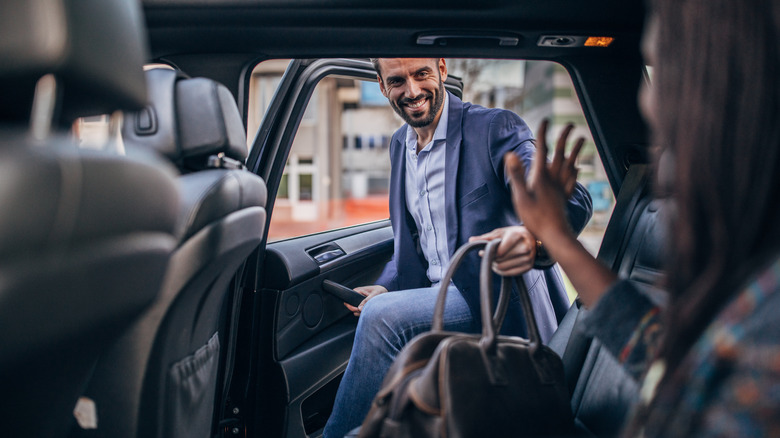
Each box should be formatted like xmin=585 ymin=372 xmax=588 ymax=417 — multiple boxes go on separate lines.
xmin=584 ymin=37 xmax=615 ymax=47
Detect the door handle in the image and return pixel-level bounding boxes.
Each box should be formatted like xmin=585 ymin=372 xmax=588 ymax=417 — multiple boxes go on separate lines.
xmin=307 ymin=243 xmax=345 ymax=264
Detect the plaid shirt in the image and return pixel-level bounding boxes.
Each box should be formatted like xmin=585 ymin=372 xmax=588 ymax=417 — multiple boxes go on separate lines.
xmin=586 ymin=255 xmax=780 ymax=437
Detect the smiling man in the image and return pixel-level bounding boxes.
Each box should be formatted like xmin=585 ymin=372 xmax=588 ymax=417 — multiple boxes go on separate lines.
xmin=379 ymin=58 xmax=447 ymax=138
xmin=322 ymin=58 xmax=593 ymax=438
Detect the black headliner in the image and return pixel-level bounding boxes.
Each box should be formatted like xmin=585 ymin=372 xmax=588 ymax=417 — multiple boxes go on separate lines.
xmin=142 ymin=0 xmax=646 ymax=59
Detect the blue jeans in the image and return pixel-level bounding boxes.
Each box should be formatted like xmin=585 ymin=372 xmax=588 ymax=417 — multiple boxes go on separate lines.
xmin=322 ymin=285 xmax=477 ymax=438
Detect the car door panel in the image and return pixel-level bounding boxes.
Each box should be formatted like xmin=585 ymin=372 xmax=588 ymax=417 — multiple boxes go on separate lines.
xmin=263 ymin=221 xmax=393 ymax=436
xmin=267 ymin=221 xmax=392 ymax=359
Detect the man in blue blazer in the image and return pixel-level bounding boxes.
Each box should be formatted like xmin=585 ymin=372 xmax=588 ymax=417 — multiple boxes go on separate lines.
xmin=323 ymin=58 xmax=592 ymax=438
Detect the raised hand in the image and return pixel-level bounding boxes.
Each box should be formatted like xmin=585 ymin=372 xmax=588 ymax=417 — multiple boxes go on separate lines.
xmin=505 ymin=119 xmax=617 ymax=306
xmin=505 ymin=120 xmax=584 ymax=244
xmin=546 ymin=121 xmax=585 ymax=197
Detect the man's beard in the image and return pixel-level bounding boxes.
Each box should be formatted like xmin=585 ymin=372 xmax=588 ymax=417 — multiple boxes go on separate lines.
xmin=390 ymin=79 xmax=445 ymax=128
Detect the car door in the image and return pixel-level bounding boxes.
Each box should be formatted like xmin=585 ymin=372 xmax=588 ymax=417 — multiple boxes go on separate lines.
xmin=223 ymin=59 xmax=463 ymax=438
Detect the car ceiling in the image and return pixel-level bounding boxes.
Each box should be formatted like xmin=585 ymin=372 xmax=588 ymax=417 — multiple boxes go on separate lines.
xmin=142 ymin=0 xmax=646 ymax=60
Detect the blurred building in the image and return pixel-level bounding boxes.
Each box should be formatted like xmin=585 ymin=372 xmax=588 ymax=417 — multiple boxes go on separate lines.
xmin=249 ymin=61 xmax=398 ymax=239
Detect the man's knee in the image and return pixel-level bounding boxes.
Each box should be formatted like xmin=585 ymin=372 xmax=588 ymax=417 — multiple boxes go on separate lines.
xmin=359 ymin=293 xmax=401 ymax=332
xmin=357 ymin=292 xmax=419 ymax=349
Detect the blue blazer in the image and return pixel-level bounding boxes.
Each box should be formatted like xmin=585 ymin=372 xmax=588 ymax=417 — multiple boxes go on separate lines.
xmin=375 ymin=92 xmax=593 ymax=341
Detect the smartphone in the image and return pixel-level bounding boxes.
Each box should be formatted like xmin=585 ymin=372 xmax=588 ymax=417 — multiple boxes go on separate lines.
xmin=322 ymin=280 xmax=365 ymax=307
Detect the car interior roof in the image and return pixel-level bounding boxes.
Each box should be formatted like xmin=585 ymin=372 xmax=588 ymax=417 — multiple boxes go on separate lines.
xmin=141 ymin=0 xmax=646 ymax=59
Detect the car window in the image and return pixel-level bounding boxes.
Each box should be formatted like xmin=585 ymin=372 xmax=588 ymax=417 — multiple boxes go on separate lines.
xmin=250 ymin=59 xmax=614 ymax=288
xmin=249 ymin=60 xmax=396 ymax=241
xmin=447 ymin=60 xmax=614 ymax=301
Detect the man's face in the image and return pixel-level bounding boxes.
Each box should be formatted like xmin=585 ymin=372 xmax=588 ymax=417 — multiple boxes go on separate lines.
xmin=377 ymin=58 xmax=448 ymax=128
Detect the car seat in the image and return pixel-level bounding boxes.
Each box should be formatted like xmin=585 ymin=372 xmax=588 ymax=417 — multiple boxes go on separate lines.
xmin=548 ymin=164 xmax=668 ymax=437
xmin=0 ymin=1 xmax=179 ymax=437
xmin=75 ymin=68 xmax=267 ymax=438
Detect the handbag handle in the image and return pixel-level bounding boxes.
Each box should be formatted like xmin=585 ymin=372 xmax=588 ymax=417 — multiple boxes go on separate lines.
xmin=431 ymin=239 xmax=542 ymax=355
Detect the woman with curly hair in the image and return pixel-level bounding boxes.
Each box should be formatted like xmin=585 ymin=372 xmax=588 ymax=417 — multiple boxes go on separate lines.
xmin=505 ymin=0 xmax=780 ymax=435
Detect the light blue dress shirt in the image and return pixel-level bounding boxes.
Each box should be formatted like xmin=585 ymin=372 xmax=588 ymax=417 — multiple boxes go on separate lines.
xmin=404 ymin=93 xmax=451 ymax=284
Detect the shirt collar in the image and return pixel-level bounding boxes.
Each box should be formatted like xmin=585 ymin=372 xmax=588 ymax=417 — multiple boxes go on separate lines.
xmin=405 ymin=92 xmax=450 ymax=151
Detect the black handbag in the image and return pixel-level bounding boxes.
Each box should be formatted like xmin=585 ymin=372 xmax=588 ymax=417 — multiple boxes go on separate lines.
xmin=358 ymin=239 xmax=574 ymax=438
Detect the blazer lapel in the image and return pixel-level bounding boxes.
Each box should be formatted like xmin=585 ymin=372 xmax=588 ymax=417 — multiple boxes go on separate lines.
xmin=388 ymin=131 xmax=407 ymax=234
xmin=444 ymin=92 xmax=463 ymax=256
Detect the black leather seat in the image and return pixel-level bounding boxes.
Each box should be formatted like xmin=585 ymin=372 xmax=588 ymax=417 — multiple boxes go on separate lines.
xmin=548 ymin=164 xmax=668 ymax=437
xmin=76 ymin=68 xmax=267 ymax=438
xmin=0 ymin=1 xmax=179 ymax=437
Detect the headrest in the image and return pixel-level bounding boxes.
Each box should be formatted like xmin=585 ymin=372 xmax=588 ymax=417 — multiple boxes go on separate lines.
xmin=0 ymin=0 xmax=149 ymax=122
xmin=123 ymin=68 xmax=248 ymax=172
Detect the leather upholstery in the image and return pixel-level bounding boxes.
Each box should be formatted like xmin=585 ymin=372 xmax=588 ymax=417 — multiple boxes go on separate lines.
xmin=123 ymin=68 xmax=248 ymax=171
xmin=0 ymin=138 xmax=178 ymax=437
xmin=77 ymin=69 xmax=267 ymax=438
xmin=0 ymin=0 xmax=149 ymax=122
xmin=176 ymin=169 xmax=266 ymax=241
xmin=176 ymin=77 xmax=248 ymax=163
xmin=0 ymin=1 xmax=179 ymax=437
xmin=122 ymin=68 xmax=183 ymax=159
xmin=0 ymin=140 xmax=177 ymax=258
xmin=123 ymin=68 xmax=267 ymax=241
xmin=548 ymin=165 xmax=668 ymax=437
